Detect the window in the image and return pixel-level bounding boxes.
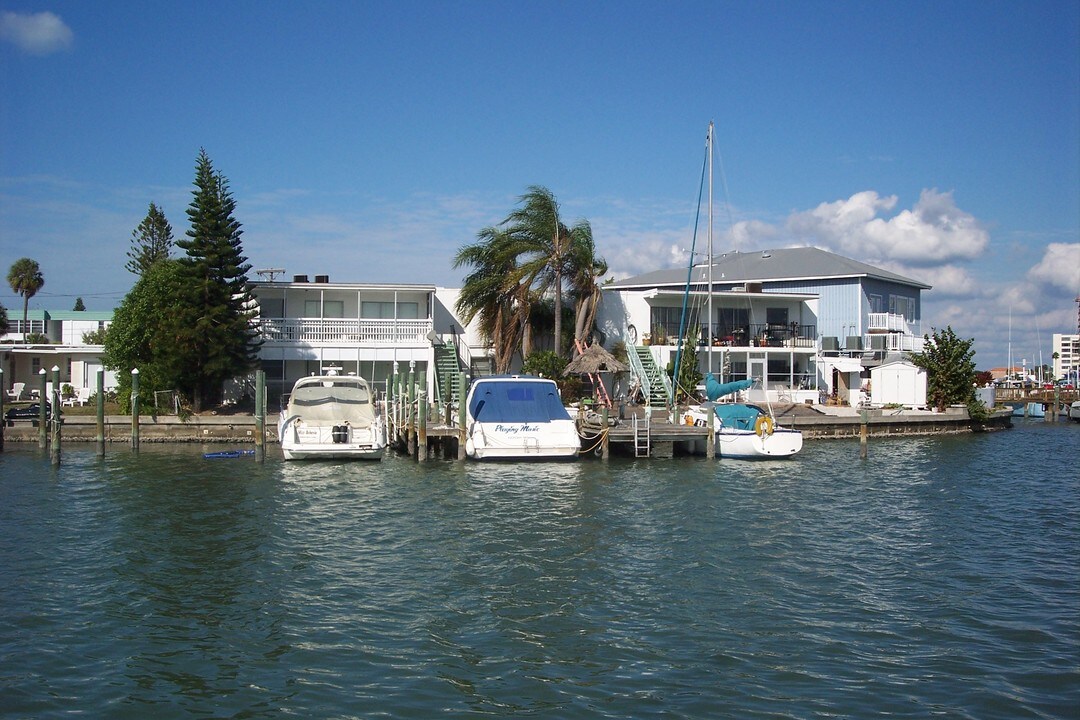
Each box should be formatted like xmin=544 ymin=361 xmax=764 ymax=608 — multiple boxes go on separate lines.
xmin=869 ymin=294 xmax=883 ymax=313
xmin=362 ymin=301 xmax=420 ymax=319
xmin=260 ymin=298 xmax=285 ymax=318
xmin=889 ymin=295 xmax=915 ymax=320
xmin=766 ymin=307 xmax=788 ymax=326
xmin=303 ymin=299 xmax=344 ymax=318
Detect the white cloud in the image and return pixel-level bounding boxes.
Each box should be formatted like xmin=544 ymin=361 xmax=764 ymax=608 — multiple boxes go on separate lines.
xmin=1026 ymin=242 xmax=1080 ymax=293
xmin=883 ymin=262 xmax=976 ymax=296
xmin=0 ymin=11 xmax=73 ymax=55
xmin=781 ymin=188 xmax=989 ymax=264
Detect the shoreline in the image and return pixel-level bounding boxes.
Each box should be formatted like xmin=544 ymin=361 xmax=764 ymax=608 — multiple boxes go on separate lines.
xmin=1 ymin=405 xmax=1016 ymax=446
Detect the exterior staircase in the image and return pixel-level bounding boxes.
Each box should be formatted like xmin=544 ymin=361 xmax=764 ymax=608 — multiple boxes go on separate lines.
xmin=631 ymin=345 xmax=672 ymax=407
xmin=434 ymin=343 xmax=464 ymax=407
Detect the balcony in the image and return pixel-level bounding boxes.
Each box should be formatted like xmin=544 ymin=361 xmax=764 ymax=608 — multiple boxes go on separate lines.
xmin=256 ymin=318 xmax=433 ymax=345
xmin=868 ymin=312 xmax=915 ymax=335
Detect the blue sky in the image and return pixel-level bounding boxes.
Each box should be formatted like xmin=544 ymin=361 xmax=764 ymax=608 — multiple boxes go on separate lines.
xmin=1 ymin=0 xmax=1077 ymax=371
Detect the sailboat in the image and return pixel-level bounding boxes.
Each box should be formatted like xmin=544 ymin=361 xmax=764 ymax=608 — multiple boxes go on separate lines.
xmin=678 ymin=122 xmax=803 ymax=459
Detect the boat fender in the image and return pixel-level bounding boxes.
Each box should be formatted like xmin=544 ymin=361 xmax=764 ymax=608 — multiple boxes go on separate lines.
xmin=754 ymin=416 xmax=774 ymax=437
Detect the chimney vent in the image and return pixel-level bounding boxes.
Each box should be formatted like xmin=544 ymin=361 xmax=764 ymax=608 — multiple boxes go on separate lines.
xmin=293 ymin=274 xmax=309 ymax=283
xmin=315 ymin=275 xmax=330 ymax=283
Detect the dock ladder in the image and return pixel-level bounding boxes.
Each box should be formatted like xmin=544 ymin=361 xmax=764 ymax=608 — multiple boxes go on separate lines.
xmin=633 ymin=414 xmax=651 ymax=457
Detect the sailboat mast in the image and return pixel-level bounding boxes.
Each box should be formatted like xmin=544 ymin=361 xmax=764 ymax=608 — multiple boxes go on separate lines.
xmin=707 ymin=121 xmax=714 ymax=376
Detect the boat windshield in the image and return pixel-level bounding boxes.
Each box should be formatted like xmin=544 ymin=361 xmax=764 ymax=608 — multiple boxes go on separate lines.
xmin=469 ymin=380 xmax=571 ymax=423
xmin=292 ymin=380 xmax=370 ymax=407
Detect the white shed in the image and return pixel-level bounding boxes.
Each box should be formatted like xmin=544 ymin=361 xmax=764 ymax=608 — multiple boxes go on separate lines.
xmin=869 ymin=360 xmax=927 ymax=408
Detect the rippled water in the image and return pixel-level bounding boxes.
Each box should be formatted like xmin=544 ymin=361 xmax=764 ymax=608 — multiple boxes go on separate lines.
xmin=1 ymin=421 xmax=1078 ymax=719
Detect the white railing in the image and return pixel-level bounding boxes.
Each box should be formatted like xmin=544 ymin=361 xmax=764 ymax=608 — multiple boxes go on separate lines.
xmin=257 ymin=318 xmax=433 ymax=345
xmin=868 ymin=312 xmax=913 ymax=334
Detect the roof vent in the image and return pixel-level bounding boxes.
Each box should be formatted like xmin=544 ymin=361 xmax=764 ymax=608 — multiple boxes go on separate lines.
xmin=314 ymin=275 xmax=329 ymax=283
xmin=293 ymin=274 xmax=309 ymax=283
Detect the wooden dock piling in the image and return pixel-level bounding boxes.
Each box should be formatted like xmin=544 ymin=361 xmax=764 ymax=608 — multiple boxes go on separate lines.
xmin=50 ymin=366 xmax=61 ymax=466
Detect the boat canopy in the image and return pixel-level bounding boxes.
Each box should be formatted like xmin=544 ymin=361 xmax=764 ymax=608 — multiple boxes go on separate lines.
xmin=469 ymin=379 xmax=571 ymax=423
xmin=704 ymin=373 xmax=754 ymax=401
xmin=713 ymin=403 xmax=762 ymax=431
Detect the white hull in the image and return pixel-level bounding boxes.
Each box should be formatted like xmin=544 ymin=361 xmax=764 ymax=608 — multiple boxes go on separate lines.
xmin=279 ymin=413 xmax=386 ymax=460
xmin=465 ymin=421 xmax=580 ymax=460
xmin=714 ymin=427 xmax=803 ymax=459
xmin=1070 ymin=401 xmax=1080 ymax=422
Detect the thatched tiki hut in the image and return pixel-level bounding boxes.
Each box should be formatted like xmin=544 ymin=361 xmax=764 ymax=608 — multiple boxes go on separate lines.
xmin=563 ymin=344 xmax=629 ymax=407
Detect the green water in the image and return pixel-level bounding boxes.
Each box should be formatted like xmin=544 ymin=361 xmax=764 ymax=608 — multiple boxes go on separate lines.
xmin=1 ymin=421 xmax=1077 ymax=718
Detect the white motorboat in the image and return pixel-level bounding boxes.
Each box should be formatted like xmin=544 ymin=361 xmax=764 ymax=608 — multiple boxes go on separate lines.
xmin=1070 ymin=400 xmax=1080 ymax=422
xmin=464 ymin=375 xmax=580 ymax=460
xmin=278 ymin=369 xmax=386 ymax=460
xmin=684 ymin=375 xmax=803 ymax=459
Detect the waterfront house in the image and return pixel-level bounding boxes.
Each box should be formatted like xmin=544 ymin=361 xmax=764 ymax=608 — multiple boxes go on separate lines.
xmin=1 ymin=310 xmax=116 ymax=401
xmin=251 ymin=274 xmax=488 ymax=408
xmin=595 ymin=246 xmax=931 ymax=406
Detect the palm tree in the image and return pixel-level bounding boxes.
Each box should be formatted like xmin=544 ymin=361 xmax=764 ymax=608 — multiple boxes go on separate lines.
xmin=568 ymin=231 xmax=609 ymax=348
xmin=502 ymin=186 xmax=592 ymax=358
xmin=453 ymin=227 xmax=525 ymax=373
xmin=7 ymin=258 xmax=44 ymax=343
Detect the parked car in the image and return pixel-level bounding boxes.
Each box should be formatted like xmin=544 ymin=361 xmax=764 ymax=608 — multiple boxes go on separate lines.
xmin=5 ymin=402 xmax=53 ymax=421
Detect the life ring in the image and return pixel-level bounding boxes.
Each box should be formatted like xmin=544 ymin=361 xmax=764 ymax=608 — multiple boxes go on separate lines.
xmin=754 ymin=415 xmax=774 ymax=437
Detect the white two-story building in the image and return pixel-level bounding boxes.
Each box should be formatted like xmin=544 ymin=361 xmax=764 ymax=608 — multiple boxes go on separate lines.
xmin=251 ymin=274 xmax=489 ymax=408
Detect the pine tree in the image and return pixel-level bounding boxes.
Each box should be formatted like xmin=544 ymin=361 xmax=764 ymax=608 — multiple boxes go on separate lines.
xmin=126 ymin=202 xmax=174 ymax=275
xmin=73 ymin=297 xmax=86 ymax=311
xmin=173 ymin=149 xmax=261 ymax=411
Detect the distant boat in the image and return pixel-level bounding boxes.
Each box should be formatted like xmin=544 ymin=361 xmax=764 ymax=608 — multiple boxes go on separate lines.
xmin=1011 ymin=402 xmax=1047 ymax=419
xmin=278 ymin=369 xmax=386 ymax=461
xmin=684 ymin=375 xmax=803 ymax=459
xmin=464 ymin=375 xmax=580 ymax=460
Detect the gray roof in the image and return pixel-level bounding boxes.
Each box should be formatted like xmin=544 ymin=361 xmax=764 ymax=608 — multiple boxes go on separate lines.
xmin=609 ymin=247 xmax=932 ymax=291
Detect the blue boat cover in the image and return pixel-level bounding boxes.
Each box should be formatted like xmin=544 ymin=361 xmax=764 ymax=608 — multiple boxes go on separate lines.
xmin=469 ymin=379 xmax=571 ymax=423
xmin=704 ymin=373 xmax=754 ymax=401
xmin=713 ymin=403 xmax=761 ymax=431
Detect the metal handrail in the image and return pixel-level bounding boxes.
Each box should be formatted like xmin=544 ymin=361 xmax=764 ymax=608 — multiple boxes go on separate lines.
xmin=627 ymin=346 xmax=653 ymax=404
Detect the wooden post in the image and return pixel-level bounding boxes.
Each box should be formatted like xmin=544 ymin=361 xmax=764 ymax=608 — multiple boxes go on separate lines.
xmin=131 ymin=368 xmax=140 ymax=452
xmin=38 ymin=368 xmax=47 ymax=449
xmin=458 ymin=371 xmax=467 ymax=460
xmin=706 ymin=404 xmax=716 ymax=459
xmin=255 ymin=370 xmax=265 ymax=463
xmin=96 ymin=368 xmax=105 ymax=457
xmin=600 ymin=405 xmax=609 ymax=460
xmin=387 ymin=367 xmax=396 ymax=445
xmin=860 ymin=408 xmax=868 ymax=459
xmin=418 ymin=391 xmax=428 ymax=462
xmin=50 ymin=365 xmax=61 ymax=466
xmin=407 ymin=362 xmax=416 ymax=456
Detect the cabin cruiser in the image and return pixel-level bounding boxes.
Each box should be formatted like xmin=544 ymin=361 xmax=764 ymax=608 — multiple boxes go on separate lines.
xmin=279 ymin=369 xmax=386 ymax=460
xmin=464 ymin=376 xmax=580 ymax=460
